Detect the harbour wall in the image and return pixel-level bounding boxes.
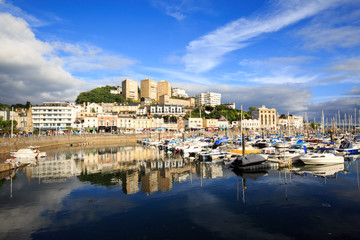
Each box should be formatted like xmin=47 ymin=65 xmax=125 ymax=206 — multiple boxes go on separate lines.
xmin=0 ymin=133 xmax=187 ymax=154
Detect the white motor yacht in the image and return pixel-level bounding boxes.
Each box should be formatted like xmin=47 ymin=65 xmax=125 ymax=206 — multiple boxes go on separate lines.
xmin=299 ymin=148 xmax=344 ymax=165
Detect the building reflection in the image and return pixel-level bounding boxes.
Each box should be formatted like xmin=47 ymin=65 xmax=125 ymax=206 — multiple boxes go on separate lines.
xmin=27 ymin=146 xmax=202 ymax=195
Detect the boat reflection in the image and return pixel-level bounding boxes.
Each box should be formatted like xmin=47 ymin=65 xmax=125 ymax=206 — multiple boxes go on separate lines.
xmin=295 ymin=163 xmax=345 ymax=178
xmin=232 ymin=168 xmax=269 ymax=203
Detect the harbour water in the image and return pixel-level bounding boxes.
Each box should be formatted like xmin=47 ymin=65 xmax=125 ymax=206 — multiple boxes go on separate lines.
xmin=1 ymin=145 xmax=360 ymax=240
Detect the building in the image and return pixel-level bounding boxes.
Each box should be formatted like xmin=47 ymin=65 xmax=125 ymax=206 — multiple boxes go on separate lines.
xmin=218 ymin=116 xmax=229 ymax=130
xmin=277 ymin=114 xmax=304 ymax=131
xmin=113 ymin=103 xmax=140 ymax=116
xmin=240 ymin=119 xmax=260 ymax=130
xmin=159 ymin=95 xmax=195 ymax=108
xmin=157 ymin=81 xmax=171 ymax=100
xmin=32 ymin=102 xmax=77 ymax=131
xmin=14 ymin=108 xmax=33 ymax=133
xmin=196 ymin=92 xmax=221 ymax=107
xmin=122 ymin=79 xmax=139 ymax=101
xmin=150 ymin=105 xmax=185 ymax=116
xmin=97 ymin=114 xmax=118 ymax=132
xmin=203 ymin=119 xmax=218 ymax=130
xmin=251 ymin=105 xmax=277 ymax=130
xmin=141 ymin=78 xmax=157 ymax=100
xmin=84 ymin=116 xmax=98 ymax=131
xmin=185 ymin=118 xmax=203 ymax=129
xmin=172 ymin=88 xmax=188 ymax=98
xmin=110 ymin=86 xmax=122 ymax=95
xmin=223 ymin=103 xmax=236 ymax=109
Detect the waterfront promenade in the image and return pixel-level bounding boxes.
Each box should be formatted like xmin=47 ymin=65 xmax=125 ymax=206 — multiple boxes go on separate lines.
xmin=0 ymin=133 xmax=174 ymax=154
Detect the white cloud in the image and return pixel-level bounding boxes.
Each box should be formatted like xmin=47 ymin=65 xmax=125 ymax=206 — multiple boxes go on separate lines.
xmin=183 ymin=0 xmax=340 ymax=73
xmin=176 ymin=83 xmax=312 ymax=113
xmin=330 ymin=58 xmax=360 ymax=71
xmin=298 ymin=25 xmax=360 ymax=50
xmin=142 ymin=66 xmax=212 ymax=85
xmin=0 ymin=13 xmax=87 ymax=104
xmin=52 ymin=42 xmax=136 ymax=73
xmin=0 ymin=0 xmax=47 ymax=27
xmin=152 ymin=0 xmax=210 ymax=21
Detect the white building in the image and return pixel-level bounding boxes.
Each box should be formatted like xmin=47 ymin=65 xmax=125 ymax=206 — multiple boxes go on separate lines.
xmin=185 ymin=118 xmax=203 ymax=129
xmin=172 ymin=88 xmax=188 ymax=98
xmin=32 ymin=102 xmax=77 ymax=130
xmin=240 ymin=119 xmax=260 ymax=130
xmin=150 ymin=105 xmax=184 ymax=116
xmin=110 ymin=86 xmax=122 ymax=94
xmin=84 ymin=117 xmax=98 ymax=130
xmin=196 ymin=92 xmax=221 ymax=107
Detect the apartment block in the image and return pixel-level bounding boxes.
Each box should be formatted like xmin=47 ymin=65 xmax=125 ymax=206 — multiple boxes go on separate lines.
xmin=196 ymin=92 xmax=221 ymax=107
xmin=141 ymin=78 xmax=157 ymax=100
xmin=172 ymin=88 xmax=188 ymax=98
xmin=122 ymin=79 xmax=139 ymax=101
xmin=157 ymin=81 xmax=171 ymax=100
xmin=32 ymin=102 xmax=77 ymax=130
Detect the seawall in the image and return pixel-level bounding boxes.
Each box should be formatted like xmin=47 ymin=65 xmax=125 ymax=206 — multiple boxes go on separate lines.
xmin=0 ymin=133 xmax=154 ymax=154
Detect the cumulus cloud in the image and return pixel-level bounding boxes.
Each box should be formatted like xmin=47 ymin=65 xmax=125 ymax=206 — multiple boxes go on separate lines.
xmin=183 ymin=0 xmax=340 ymax=73
xmin=0 ymin=12 xmax=136 ymax=105
xmin=0 ymin=13 xmax=87 ymax=105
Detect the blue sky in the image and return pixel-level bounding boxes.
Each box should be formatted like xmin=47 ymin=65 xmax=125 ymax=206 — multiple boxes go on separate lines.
xmin=0 ymin=0 xmax=360 ymax=121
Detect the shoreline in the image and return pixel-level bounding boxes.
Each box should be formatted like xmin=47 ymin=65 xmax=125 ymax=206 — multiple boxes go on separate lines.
xmin=0 ymin=134 xmax=149 ymax=154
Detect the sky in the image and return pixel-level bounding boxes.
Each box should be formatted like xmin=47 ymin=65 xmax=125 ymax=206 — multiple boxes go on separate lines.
xmin=0 ymin=0 xmax=360 ymax=122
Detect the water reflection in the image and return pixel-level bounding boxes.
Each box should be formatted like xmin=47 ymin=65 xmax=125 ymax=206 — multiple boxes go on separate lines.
xmin=1 ymin=145 xmax=360 ymax=240
xmin=22 ymin=146 xmax=229 ymax=195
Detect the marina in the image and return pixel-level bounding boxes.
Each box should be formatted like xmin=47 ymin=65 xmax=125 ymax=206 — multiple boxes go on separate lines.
xmin=0 ymin=135 xmax=360 ymax=239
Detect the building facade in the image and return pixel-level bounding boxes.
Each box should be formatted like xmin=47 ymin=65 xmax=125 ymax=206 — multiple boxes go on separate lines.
xmin=141 ymin=78 xmax=157 ymax=100
xmin=157 ymin=81 xmax=171 ymax=100
xmin=251 ymin=105 xmax=277 ymax=130
xmin=150 ymin=105 xmax=184 ymax=116
xmin=32 ymin=102 xmax=77 ymax=130
xmin=185 ymin=118 xmax=203 ymax=129
xmin=196 ymin=92 xmax=221 ymax=107
xmin=122 ymin=79 xmax=139 ymax=101
xmin=172 ymin=88 xmax=188 ymax=98
xmin=159 ymin=95 xmax=195 ymax=108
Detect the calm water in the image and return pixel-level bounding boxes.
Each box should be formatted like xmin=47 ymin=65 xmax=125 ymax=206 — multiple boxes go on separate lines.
xmin=1 ymin=145 xmax=360 ymax=240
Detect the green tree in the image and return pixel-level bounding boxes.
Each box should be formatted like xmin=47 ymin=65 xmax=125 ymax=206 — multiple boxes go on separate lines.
xmin=75 ymin=85 xmax=126 ymax=104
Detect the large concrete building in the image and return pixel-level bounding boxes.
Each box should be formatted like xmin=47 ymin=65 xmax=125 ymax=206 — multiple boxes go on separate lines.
xmin=32 ymin=102 xmax=77 ymax=130
xmin=157 ymin=81 xmax=171 ymax=100
xmin=141 ymin=78 xmax=157 ymax=100
xmin=122 ymin=79 xmax=139 ymax=101
xmin=196 ymin=92 xmax=221 ymax=107
xmin=251 ymin=105 xmax=277 ymax=130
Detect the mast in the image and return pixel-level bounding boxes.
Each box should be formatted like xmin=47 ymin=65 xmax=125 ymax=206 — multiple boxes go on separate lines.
xmin=11 ymin=107 xmax=14 ymax=138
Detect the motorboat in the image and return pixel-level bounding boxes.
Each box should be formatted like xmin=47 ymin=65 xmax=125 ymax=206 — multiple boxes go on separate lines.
xmin=336 ymin=140 xmax=359 ymax=155
xmin=278 ymin=145 xmax=307 ymax=163
xmin=10 ymin=146 xmax=46 ymax=162
xmin=231 ymin=153 xmax=268 ymax=168
xmin=299 ymin=148 xmax=344 ymax=165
